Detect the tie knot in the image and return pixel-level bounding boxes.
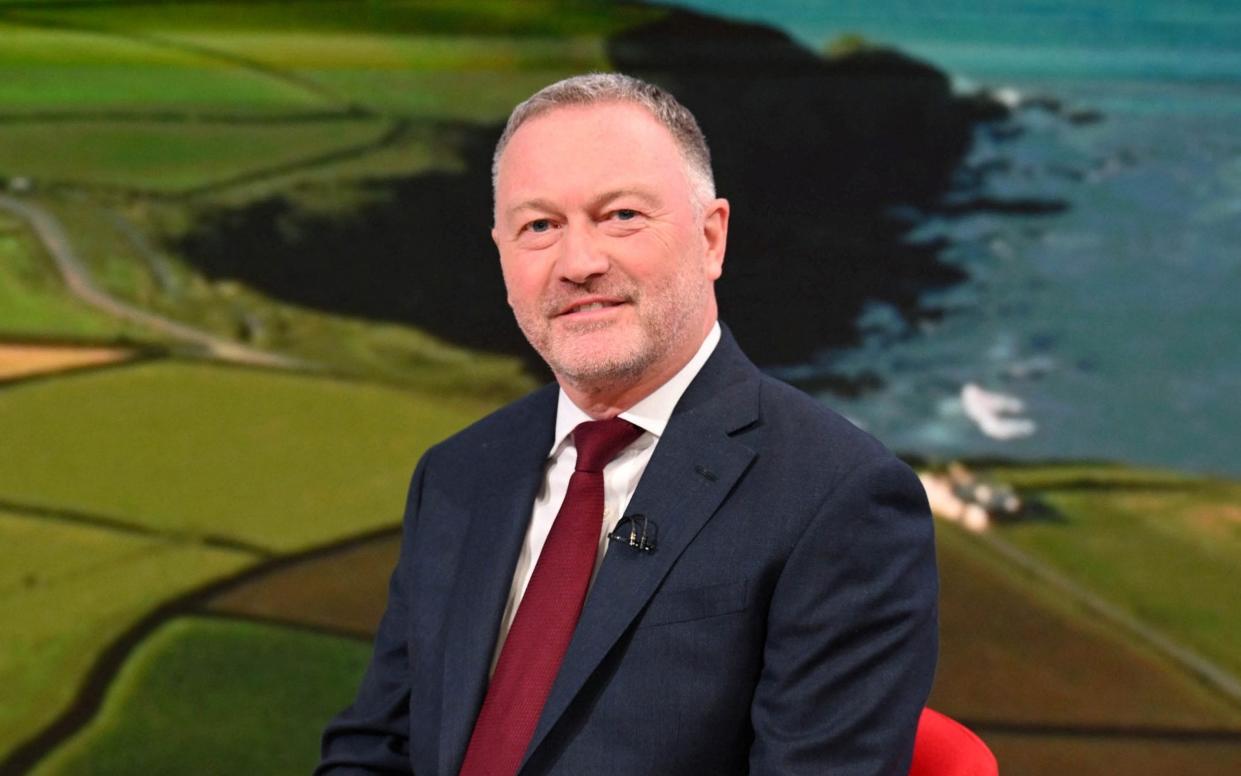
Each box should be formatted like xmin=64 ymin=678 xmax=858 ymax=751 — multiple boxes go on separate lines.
xmin=572 ymin=418 xmax=643 ymax=473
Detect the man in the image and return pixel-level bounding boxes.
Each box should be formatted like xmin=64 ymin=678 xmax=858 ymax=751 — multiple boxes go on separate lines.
xmin=318 ymin=73 xmax=937 ymax=775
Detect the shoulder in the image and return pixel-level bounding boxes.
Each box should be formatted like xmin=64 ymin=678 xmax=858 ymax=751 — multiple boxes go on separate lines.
xmin=747 ymin=375 xmax=932 ymax=587
xmin=737 ymin=372 xmax=929 ymax=532
xmin=697 ymin=327 xmax=909 ymax=492
xmin=753 ymin=372 xmax=891 ymax=472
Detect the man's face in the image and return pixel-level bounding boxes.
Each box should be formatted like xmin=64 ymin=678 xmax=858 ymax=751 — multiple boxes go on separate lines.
xmin=492 ymin=101 xmax=728 ymax=394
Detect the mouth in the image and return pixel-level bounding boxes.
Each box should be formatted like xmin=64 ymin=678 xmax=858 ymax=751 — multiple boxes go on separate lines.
xmin=556 ymin=297 xmax=628 ymax=318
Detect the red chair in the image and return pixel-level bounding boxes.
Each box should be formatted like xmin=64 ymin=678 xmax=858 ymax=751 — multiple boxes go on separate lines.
xmin=910 ymin=708 xmax=998 ymax=776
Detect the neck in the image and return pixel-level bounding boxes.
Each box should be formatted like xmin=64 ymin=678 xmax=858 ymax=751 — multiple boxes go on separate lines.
xmin=560 ymin=377 xmax=665 ymax=420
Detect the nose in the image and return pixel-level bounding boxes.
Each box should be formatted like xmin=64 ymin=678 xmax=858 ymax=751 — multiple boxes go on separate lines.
xmin=556 ymin=220 xmax=610 ymax=284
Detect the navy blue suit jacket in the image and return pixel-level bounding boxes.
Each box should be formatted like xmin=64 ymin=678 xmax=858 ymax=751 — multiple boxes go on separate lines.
xmin=318 ymin=329 xmax=938 ymax=775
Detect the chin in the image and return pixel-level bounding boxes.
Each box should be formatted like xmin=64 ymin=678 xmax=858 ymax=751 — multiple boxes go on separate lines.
xmin=548 ymin=337 xmax=653 ymax=386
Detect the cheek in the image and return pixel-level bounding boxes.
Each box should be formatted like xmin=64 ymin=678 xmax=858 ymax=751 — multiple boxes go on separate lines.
xmin=609 ymin=232 xmax=674 ymax=275
xmin=637 ymin=233 xmax=701 ymax=286
xmin=505 ymin=279 xmax=536 ymax=311
xmin=499 ymin=256 xmax=543 ymax=308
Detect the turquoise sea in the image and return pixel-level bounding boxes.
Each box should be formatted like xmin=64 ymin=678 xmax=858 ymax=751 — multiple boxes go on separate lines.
xmin=678 ymin=1 xmax=1241 ymax=476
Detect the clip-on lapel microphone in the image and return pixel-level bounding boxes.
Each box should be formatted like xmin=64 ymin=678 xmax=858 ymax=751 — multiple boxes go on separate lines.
xmin=609 ymin=513 xmax=657 ymax=553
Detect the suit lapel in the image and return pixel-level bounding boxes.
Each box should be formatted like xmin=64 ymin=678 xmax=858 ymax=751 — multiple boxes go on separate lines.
xmin=521 ymin=331 xmax=762 ymax=770
xmin=439 ymin=386 xmax=557 ymax=776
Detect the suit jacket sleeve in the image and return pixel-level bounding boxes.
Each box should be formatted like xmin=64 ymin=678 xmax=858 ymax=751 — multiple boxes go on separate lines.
xmin=315 ymin=455 xmax=429 ymax=775
xmin=748 ymin=453 xmax=938 ymax=775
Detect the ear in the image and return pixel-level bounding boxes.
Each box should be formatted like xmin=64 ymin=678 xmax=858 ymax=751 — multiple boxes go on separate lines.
xmin=701 ymin=198 xmax=729 ymax=281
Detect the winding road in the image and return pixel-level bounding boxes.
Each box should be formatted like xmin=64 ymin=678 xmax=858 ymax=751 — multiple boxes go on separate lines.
xmin=0 ymin=193 xmax=306 ymax=369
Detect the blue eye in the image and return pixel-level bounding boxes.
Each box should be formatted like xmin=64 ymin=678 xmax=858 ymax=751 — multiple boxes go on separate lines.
xmin=614 ymin=209 xmax=638 ymax=221
xmin=529 ymin=219 xmax=552 ymax=233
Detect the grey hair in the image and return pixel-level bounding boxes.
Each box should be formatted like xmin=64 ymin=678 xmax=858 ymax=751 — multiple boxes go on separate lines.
xmin=491 ymin=72 xmax=716 ymax=205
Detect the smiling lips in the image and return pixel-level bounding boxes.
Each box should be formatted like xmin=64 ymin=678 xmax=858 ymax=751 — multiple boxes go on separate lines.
xmin=556 ymin=297 xmax=627 ymax=318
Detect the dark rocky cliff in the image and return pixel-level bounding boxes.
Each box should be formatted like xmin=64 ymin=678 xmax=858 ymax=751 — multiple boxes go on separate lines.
xmin=177 ymin=5 xmax=1004 ymax=375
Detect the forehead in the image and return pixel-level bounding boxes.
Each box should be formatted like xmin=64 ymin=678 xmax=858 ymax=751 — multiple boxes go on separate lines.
xmin=495 ymin=101 xmax=690 ymax=205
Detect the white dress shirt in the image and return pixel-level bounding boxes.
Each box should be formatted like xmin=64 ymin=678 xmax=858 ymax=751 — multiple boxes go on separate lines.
xmin=490 ymin=322 xmax=722 ymax=668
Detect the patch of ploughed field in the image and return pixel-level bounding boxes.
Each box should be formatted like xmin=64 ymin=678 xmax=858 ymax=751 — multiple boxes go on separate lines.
xmin=0 ymin=343 xmax=136 ymax=383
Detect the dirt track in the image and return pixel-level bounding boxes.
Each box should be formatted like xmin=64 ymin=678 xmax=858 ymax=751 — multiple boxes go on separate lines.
xmin=0 ymin=193 xmax=305 ymax=369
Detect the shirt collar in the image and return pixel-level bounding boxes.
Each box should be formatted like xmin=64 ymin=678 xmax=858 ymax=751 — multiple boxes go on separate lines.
xmin=550 ymin=321 xmax=722 ymax=455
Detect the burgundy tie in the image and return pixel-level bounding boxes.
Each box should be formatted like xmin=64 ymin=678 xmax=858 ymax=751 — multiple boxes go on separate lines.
xmin=458 ymin=417 xmax=643 ymax=776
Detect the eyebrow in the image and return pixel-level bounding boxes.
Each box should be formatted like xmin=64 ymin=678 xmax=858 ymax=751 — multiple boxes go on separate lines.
xmin=504 ymin=188 xmax=663 ymax=222
xmin=588 ymin=188 xmax=663 ymax=212
xmin=504 ymin=198 xmax=559 ymax=222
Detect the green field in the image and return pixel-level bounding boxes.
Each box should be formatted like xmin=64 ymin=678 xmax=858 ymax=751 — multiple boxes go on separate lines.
xmin=0 ymin=0 xmax=658 ymax=122
xmin=13 ymin=493 xmax=1240 ymax=775
xmin=0 ymin=21 xmax=330 ymax=113
xmin=0 ymin=119 xmax=395 ymax=190
xmin=0 ymin=511 xmax=253 ymax=762
xmin=0 ymin=0 xmax=661 ymax=194
xmin=991 ymin=464 xmax=1241 ymax=679
xmin=1 ymin=0 xmax=665 ymax=38
xmin=28 ymin=617 xmax=371 ymax=776
xmin=0 ymin=355 xmax=502 ymax=765
xmin=932 ymin=521 xmax=1241 ymax=727
xmin=161 ymin=30 xmax=613 ymax=121
xmin=0 ymin=360 xmax=494 ymax=551
xmin=166 ymin=31 xmax=612 ymax=71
